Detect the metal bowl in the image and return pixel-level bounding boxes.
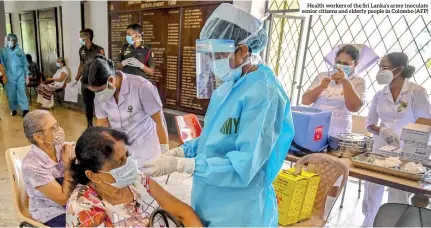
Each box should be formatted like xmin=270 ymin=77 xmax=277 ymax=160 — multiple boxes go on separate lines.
xmin=328 ymin=133 xmax=373 ymax=158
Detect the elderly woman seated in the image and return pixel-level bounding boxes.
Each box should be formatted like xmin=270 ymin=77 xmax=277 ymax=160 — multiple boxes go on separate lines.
xmin=22 ymin=110 xmax=75 ymax=226
xmin=37 ymin=57 xmax=69 ymax=109
xmin=66 ymin=127 xmax=202 ymax=227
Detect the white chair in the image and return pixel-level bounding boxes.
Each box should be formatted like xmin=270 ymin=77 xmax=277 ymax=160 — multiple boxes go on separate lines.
xmin=5 ymin=146 xmax=47 ymax=227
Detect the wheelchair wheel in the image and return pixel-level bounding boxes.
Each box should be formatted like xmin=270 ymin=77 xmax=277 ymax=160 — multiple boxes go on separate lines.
xmin=19 ymin=222 xmax=34 ymax=227
xmin=149 ymin=209 xmax=184 ymax=227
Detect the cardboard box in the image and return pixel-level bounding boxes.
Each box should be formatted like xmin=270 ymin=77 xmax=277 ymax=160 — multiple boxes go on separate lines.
xmin=286 ymin=167 xmax=321 ymax=221
xmin=402 ymin=142 xmax=431 ymax=160
xmin=400 ymin=123 xmax=431 ymax=144
xmin=273 ymin=170 xmax=308 ymax=226
xmin=378 ymin=145 xmax=402 ymax=157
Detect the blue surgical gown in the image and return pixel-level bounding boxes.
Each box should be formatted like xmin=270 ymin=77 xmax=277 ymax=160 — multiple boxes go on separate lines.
xmin=182 ymin=64 xmax=295 ymax=227
xmin=2 ymin=46 xmax=30 ymax=111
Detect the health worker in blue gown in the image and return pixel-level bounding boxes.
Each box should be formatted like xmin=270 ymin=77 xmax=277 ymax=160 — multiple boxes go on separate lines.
xmin=143 ymin=3 xmax=295 ymax=227
xmin=2 ymin=33 xmax=30 ymax=117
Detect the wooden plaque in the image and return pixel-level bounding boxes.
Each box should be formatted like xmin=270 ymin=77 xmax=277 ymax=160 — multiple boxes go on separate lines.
xmin=108 ymin=1 xmax=231 ymax=114
xmin=108 ymin=13 xmax=140 ymax=63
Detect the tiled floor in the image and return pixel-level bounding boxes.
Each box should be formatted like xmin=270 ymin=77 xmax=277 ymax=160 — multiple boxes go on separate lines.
xmin=0 ymin=88 xmax=390 ymax=227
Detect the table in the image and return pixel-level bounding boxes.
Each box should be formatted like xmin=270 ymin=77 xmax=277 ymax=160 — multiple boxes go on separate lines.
xmin=286 ymin=154 xmax=431 ymax=207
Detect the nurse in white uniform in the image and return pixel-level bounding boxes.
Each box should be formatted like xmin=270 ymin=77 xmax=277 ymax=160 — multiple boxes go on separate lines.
xmin=302 ymin=44 xmax=378 ymax=134
xmin=81 ymin=55 xmax=169 ymax=167
xmin=362 ymin=52 xmax=431 ymax=227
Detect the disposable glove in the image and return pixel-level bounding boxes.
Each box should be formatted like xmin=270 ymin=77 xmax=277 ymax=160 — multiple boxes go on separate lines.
xmin=121 ymin=58 xmax=133 ymax=67
xmin=128 ymin=58 xmax=145 ymax=69
xmin=25 ymin=77 xmax=29 ymax=85
xmin=143 ymin=155 xmax=195 ymax=177
xmin=380 ymin=127 xmax=400 ymax=147
xmin=165 ymin=147 xmax=185 ymax=157
xmin=160 ymin=144 xmax=170 ymax=154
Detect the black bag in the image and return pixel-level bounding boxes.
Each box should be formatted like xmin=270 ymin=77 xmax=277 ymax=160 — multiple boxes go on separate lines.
xmin=290 ymin=141 xmax=327 ymax=157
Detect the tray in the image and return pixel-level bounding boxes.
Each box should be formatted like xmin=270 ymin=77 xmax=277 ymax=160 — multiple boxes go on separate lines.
xmin=351 ymin=153 xmax=426 ymax=181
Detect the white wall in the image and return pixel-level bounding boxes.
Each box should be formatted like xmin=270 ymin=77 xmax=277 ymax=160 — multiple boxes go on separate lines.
xmin=61 ymin=1 xmax=81 ymax=83
xmin=233 ymin=0 xmax=266 ymax=18
xmin=84 ymin=0 xmax=109 ymax=54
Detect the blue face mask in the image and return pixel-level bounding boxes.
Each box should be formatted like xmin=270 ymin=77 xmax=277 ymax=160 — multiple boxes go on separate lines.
xmin=335 ymin=63 xmax=353 ymax=76
xmin=210 ymin=53 xmax=247 ymax=82
xmin=79 ymin=38 xmax=86 ymax=46
xmin=211 ymin=58 xmax=235 ymax=82
xmin=56 ymin=62 xmax=61 ymax=68
xmin=126 ymin=35 xmax=135 ymax=45
xmin=100 ymin=156 xmax=139 ymax=188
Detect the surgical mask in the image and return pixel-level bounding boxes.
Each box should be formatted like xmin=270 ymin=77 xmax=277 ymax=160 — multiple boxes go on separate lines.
xmin=56 ymin=62 xmax=61 ymax=68
xmin=210 ymin=50 xmax=249 ymax=82
xmin=335 ymin=63 xmax=353 ymax=76
xmin=126 ymin=35 xmax=135 ymax=45
xmin=79 ymin=38 xmax=85 ymax=46
xmin=95 ymin=80 xmax=116 ymax=102
xmin=100 ymin=156 xmax=139 ymax=188
xmin=211 ymin=57 xmax=234 ymax=81
xmin=376 ymin=67 xmax=402 ymax=85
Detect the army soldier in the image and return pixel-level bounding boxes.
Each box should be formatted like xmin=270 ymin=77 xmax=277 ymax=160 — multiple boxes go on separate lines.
xmin=116 ymin=24 xmax=155 ymax=78
xmin=75 ymin=28 xmax=105 ymax=128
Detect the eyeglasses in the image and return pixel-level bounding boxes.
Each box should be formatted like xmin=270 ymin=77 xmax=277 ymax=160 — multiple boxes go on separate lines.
xmin=36 ymin=121 xmax=61 ymax=134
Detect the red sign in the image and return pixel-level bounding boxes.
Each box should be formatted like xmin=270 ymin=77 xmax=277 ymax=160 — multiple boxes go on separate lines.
xmin=314 ymin=126 xmax=323 ymax=141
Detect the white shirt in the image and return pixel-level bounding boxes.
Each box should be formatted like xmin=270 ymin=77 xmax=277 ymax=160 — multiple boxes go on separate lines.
xmin=53 ymin=67 xmax=68 ymax=88
xmin=94 ymin=72 xmax=163 ymax=166
xmin=365 ymin=80 xmax=431 ymax=151
xmin=307 ymin=72 xmax=366 ymax=134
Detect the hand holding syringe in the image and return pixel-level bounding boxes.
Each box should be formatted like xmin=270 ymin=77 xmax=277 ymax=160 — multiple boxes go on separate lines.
xmin=330 ymin=66 xmax=348 ymax=85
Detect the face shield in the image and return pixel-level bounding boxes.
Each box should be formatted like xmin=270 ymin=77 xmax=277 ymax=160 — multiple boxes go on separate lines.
xmin=195 ymin=39 xmax=235 ymax=99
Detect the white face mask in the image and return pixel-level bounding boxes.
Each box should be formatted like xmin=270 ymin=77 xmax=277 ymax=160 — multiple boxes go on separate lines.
xmin=376 ymin=66 xmax=402 ymax=85
xmin=95 ymin=79 xmax=116 ymax=102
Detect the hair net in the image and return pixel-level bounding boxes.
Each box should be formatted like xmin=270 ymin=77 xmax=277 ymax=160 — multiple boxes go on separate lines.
xmin=200 ymin=3 xmax=268 ymax=54
xmin=6 ymin=33 xmax=17 ymax=42
xmin=23 ymin=110 xmax=51 ymax=145
xmin=324 ymin=44 xmax=380 ymax=75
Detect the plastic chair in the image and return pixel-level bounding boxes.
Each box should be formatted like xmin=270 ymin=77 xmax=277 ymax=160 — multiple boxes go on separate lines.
xmin=374 ymin=203 xmax=431 ymax=227
xmin=5 ymin=146 xmax=47 ymax=227
xmin=291 ymin=153 xmax=349 ymax=227
xmin=175 ymin=114 xmax=202 ymax=144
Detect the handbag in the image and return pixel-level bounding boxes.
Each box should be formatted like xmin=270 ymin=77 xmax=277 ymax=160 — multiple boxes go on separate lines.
xmin=64 ymin=82 xmax=79 ymax=103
